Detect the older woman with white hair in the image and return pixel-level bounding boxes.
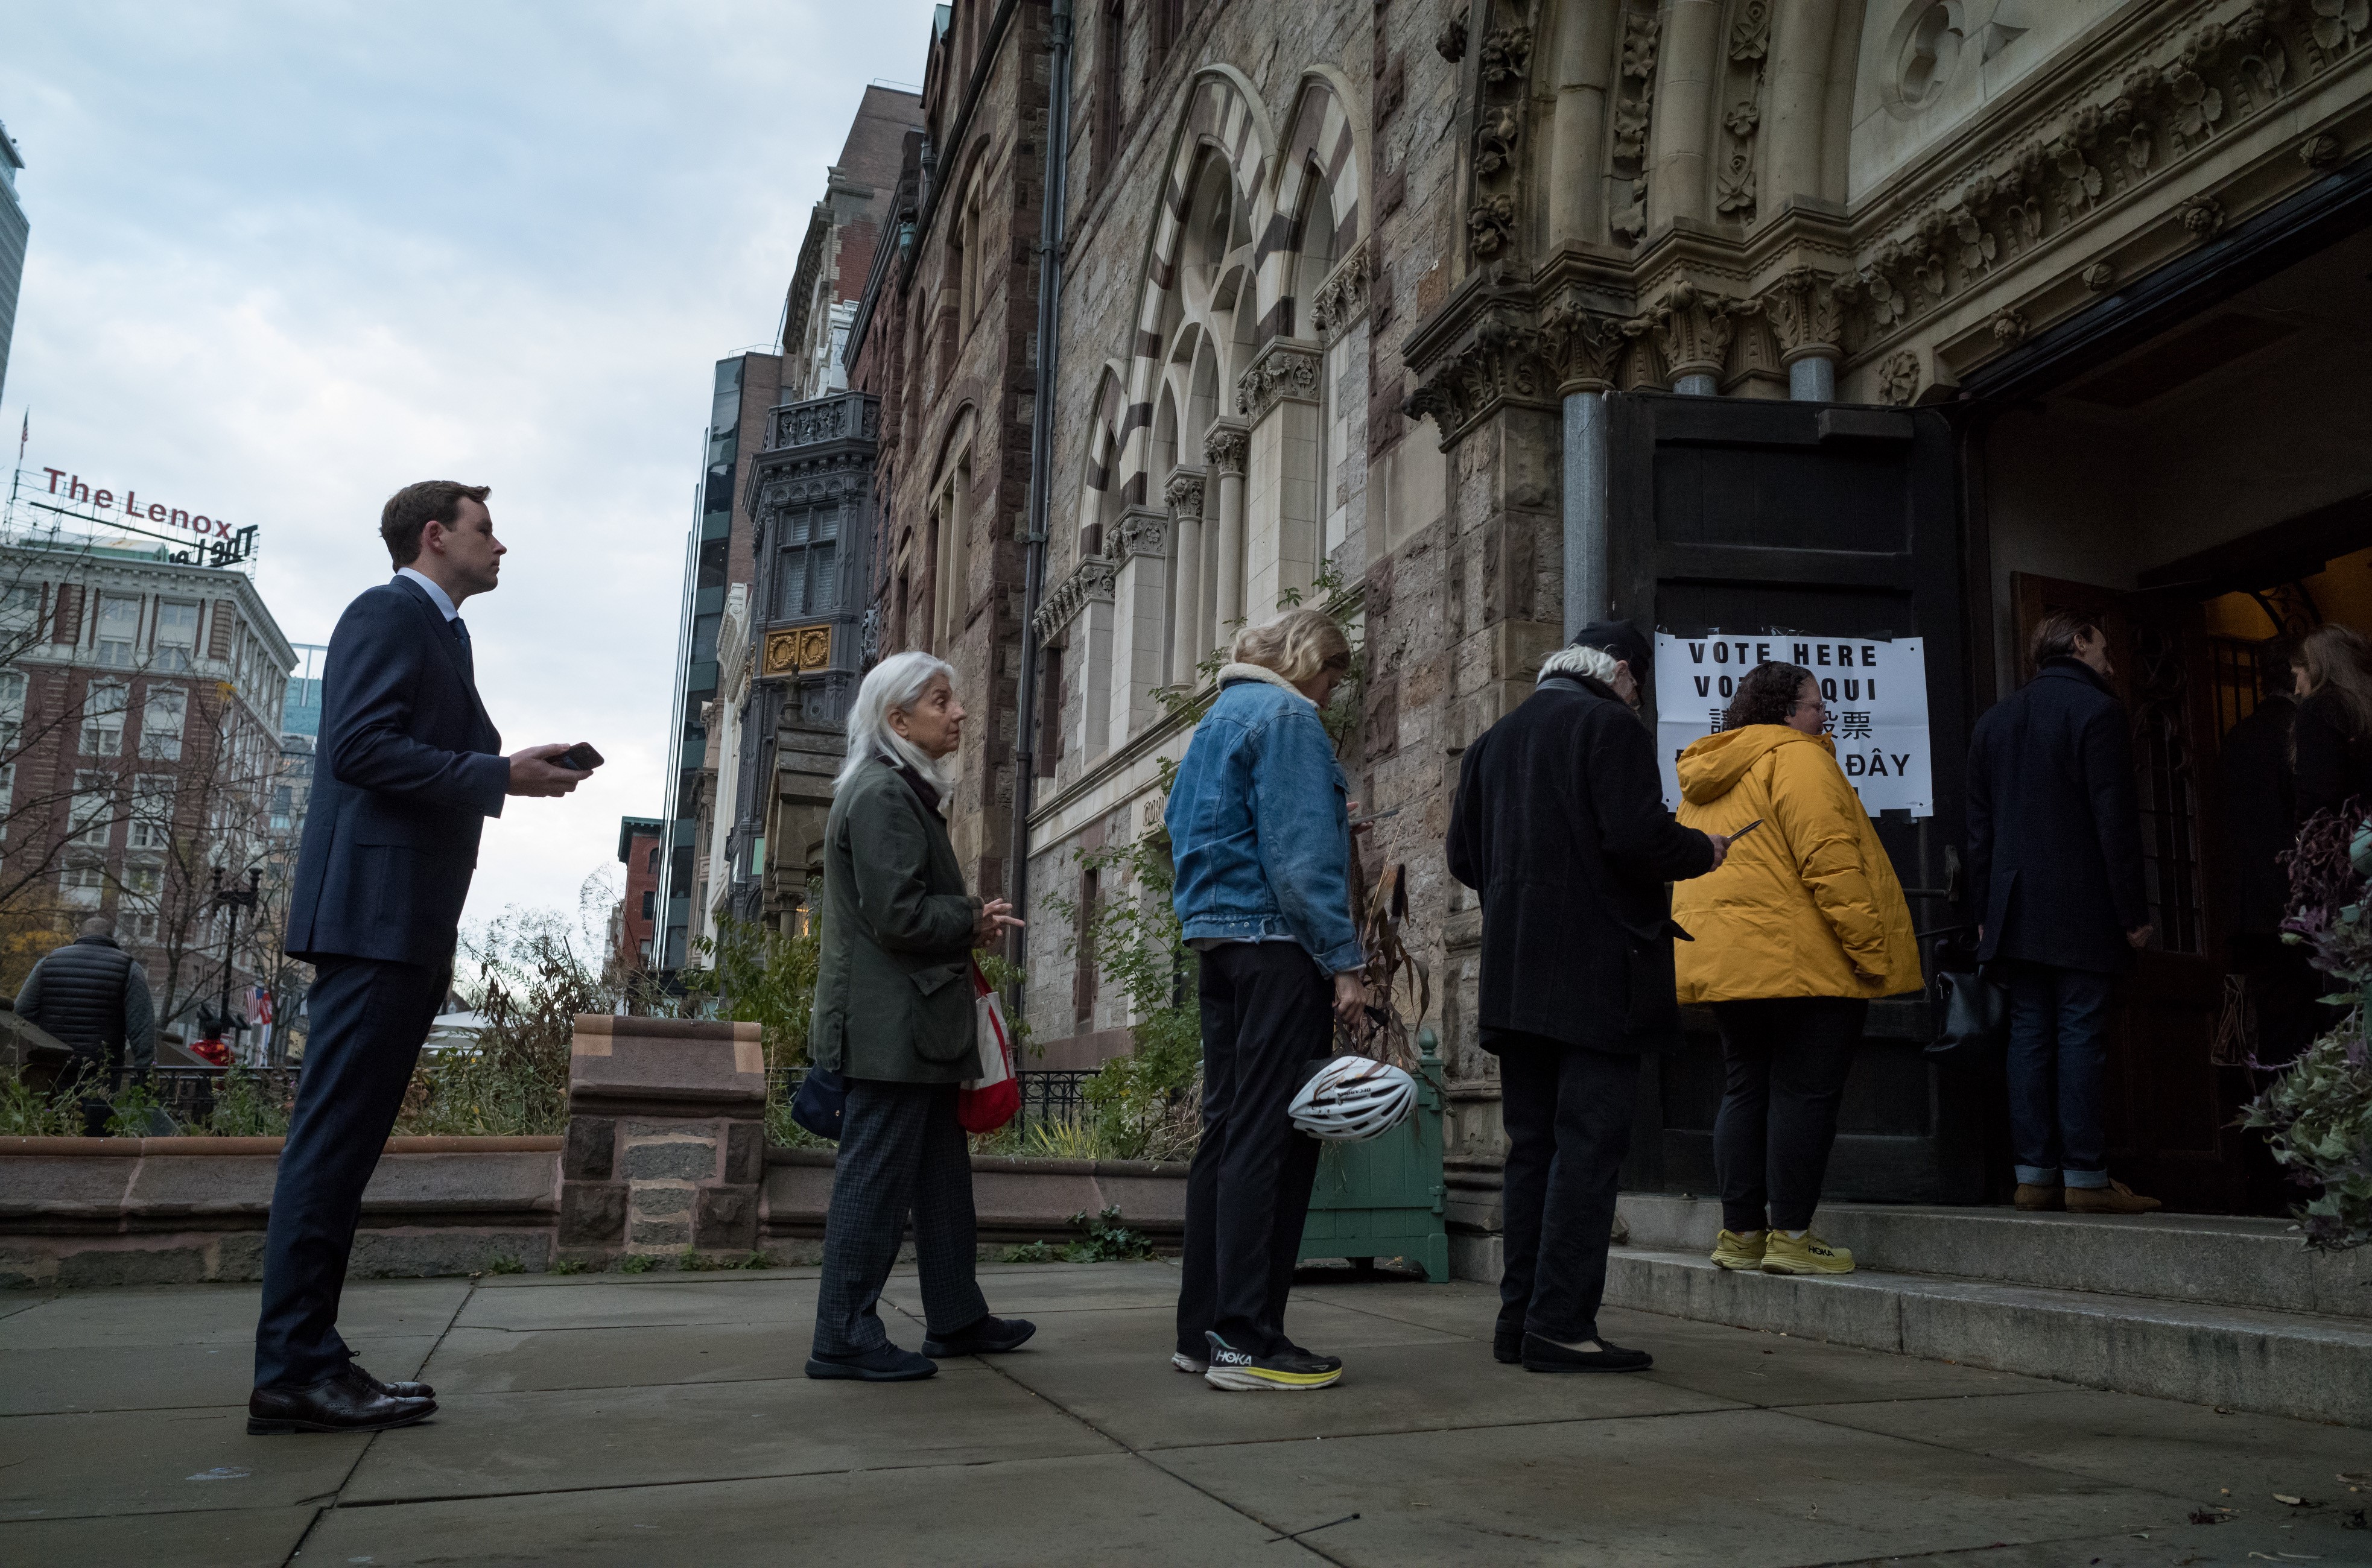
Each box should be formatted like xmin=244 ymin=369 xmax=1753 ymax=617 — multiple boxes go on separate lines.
xmin=805 ymin=651 xmax=1029 ymax=1382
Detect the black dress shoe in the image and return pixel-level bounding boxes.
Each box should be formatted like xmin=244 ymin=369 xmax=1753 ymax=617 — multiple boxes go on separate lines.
xmin=922 ymin=1315 xmax=1037 ymax=1357
xmin=249 ymin=1370 xmax=437 ymax=1435
xmin=352 ymin=1362 xmax=434 ymax=1400
xmin=1521 ymin=1332 xmax=1654 ymax=1374
xmin=805 ymin=1343 xmax=938 ymax=1381
xmin=1494 ymin=1326 xmax=1523 ymax=1364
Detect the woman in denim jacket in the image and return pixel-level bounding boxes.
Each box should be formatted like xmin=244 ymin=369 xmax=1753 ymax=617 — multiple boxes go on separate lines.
xmin=1165 ymin=607 xmax=1368 ymax=1392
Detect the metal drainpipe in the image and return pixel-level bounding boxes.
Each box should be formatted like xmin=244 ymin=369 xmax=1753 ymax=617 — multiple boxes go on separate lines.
xmin=1007 ymin=0 xmax=1073 ymax=1020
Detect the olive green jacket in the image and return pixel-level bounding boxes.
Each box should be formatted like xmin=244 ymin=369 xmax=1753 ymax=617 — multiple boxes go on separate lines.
xmin=809 ymin=757 xmax=981 ymax=1084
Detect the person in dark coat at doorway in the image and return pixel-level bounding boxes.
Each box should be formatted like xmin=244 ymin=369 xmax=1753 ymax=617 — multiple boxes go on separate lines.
xmin=1447 ymin=620 xmax=1728 ymax=1374
xmin=13 ymin=915 xmax=156 ymax=1136
xmin=1965 ymin=611 xmax=2158 ymax=1216
xmin=250 ymin=481 xmax=594 ymax=1437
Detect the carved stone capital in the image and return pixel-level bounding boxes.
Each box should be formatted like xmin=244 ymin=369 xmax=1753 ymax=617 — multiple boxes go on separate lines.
xmin=1034 ymin=555 xmax=1116 ymax=642
xmin=1235 ymin=340 xmax=1323 ymax=425
xmin=1643 ymin=282 xmax=1739 ymax=383
xmin=1310 ymin=241 xmax=1371 ymax=348
xmin=1202 ymin=423 xmax=1249 ymax=476
xmin=1113 ymin=505 xmax=1169 ymax=561
xmin=1164 ymin=467 xmax=1207 ymax=518
xmin=1402 ymin=304 xmax=1554 ymax=449
xmin=1757 ymin=269 xmax=1846 ymax=365
xmin=1536 ymin=292 xmax=1631 ymax=394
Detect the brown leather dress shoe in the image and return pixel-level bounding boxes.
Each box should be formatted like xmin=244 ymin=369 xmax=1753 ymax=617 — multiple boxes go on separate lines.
xmin=353 ymin=1362 xmax=434 ymax=1400
xmin=2065 ymin=1178 xmax=2162 ymax=1215
xmin=2014 ymin=1183 xmax=2063 ymax=1212
xmin=249 ymin=1367 xmax=436 ymax=1435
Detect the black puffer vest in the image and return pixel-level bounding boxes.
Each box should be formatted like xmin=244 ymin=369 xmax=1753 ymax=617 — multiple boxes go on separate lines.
xmin=27 ymin=937 xmax=136 ymax=1058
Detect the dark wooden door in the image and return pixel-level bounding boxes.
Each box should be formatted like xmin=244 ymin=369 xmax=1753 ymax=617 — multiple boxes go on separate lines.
xmin=1605 ymin=393 xmax=1978 ymax=1202
xmin=2009 ymin=574 xmax=2253 ymax=1212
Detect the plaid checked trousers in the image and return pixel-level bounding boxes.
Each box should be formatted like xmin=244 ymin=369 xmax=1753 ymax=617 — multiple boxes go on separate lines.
xmin=812 ymin=1078 xmax=990 ymax=1358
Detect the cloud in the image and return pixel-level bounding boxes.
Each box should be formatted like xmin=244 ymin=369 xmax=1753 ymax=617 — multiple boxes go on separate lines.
xmin=1 ymin=0 xmax=940 ymax=934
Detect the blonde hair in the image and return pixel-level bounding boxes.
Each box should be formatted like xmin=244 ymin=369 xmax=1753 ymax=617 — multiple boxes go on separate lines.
xmin=1229 ymin=608 xmax=1351 ymax=685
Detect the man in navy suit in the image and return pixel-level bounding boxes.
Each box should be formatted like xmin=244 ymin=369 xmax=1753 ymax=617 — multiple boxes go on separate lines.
xmin=250 ymin=480 xmax=591 ymax=1435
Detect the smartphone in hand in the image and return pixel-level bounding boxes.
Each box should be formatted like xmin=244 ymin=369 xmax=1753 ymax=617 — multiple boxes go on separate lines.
xmin=557 ymin=742 xmax=604 ymax=773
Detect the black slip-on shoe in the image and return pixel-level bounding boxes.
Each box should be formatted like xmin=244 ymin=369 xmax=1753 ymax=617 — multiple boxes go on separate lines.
xmin=248 ymin=1373 xmax=436 ymax=1435
xmin=352 ymin=1362 xmax=433 ymax=1400
xmin=1494 ymin=1326 xmax=1524 ymax=1364
xmin=805 ymin=1344 xmax=938 ymax=1382
xmin=922 ymin=1315 xmax=1038 ymax=1357
xmin=1521 ymin=1332 xmax=1654 ymax=1374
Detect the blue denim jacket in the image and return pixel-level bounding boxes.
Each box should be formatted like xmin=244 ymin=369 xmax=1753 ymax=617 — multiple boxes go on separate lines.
xmin=1164 ymin=665 xmax=1363 ymax=973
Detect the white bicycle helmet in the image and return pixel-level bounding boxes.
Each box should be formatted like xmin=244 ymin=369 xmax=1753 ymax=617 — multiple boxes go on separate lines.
xmin=1290 ymin=1056 xmax=1418 ymax=1142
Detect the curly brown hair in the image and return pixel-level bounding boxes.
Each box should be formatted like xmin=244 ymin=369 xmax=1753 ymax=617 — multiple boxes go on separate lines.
xmin=1724 ymin=662 xmax=1816 ymax=729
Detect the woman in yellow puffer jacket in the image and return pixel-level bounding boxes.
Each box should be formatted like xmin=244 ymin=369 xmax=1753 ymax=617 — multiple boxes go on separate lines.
xmin=1672 ymin=662 xmax=1921 ymax=1279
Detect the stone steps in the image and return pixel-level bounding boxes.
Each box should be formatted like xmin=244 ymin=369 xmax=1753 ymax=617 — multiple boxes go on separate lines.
xmin=1594 ymin=1194 xmax=2372 ymax=1427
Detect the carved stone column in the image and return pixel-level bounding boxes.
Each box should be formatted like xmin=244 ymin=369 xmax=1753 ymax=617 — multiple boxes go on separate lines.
xmin=1234 ymin=338 xmax=1324 ymax=619
xmin=1033 ymin=554 xmax=1117 ymax=762
xmin=1540 ymin=293 xmax=1630 ymax=637
xmin=1164 ymin=469 xmax=1208 ymax=686
xmin=1646 ymin=282 xmax=1736 ymax=395
xmin=1761 ymin=268 xmax=1846 ymax=402
xmin=1203 ymin=422 xmax=1249 ymax=636
xmin=1108 ymin=506 xmax=1170 ymax=743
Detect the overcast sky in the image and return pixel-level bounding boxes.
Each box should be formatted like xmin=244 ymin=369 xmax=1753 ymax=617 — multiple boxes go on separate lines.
xmin=1 ymin=1 xmax=938 ymax=947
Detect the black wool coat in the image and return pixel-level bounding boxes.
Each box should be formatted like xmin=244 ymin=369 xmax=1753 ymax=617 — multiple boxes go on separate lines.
xmin=1447 ymin=674 xmax=1718 ymax=1054
xmin=2292 ymin=689 xmax=2372 ymax=824
xmin=1965 ymin=658 xmax=2148 ymax=975
xmin=2216 ymin=693 xmax=2296 ymax=941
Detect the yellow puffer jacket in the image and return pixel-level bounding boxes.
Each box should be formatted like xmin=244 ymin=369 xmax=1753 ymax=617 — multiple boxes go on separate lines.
xmin=1672 ymin=725 xmax=1922 ymax=1004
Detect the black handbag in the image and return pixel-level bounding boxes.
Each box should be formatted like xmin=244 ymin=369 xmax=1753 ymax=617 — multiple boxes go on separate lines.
xmin=1924 ymin=928 xmax=2009 ymax=1068
xmin=790 ymin=1066 xmax=847 ymax=1141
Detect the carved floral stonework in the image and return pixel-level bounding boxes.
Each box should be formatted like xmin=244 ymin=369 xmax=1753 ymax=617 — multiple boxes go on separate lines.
xmin=2301 ymin=131 xmax=2344 ymax=166
xmin=1716 ymin=0 xmax=1772 ymax=218
xmin=2083 ymin=261 xmax=2117 ymax=290
xmin=1475 ymin=104 xmax=1521 ymax=178
xmin=1202 ymin=425 xmax=1248 ymax=476
xmin=1642 ymin=282 xmax=1738 ymax=382
xmin=1477 ymin=25 xmax=1531 ymax=86
xmin=1235 ymin=342 xmax=1323 ymax=424
xmin=1759 ymin=270 xmax=1846 ymax=362
xmin=1840 ymin=0 xmax=2336 ymax=359
xmin=1538 ymin=293 xmax=1632 ymax=392
xmin=1404 ymin=306 xmax=1555 ymax=446
xmin=1990 ymin=308 xmax=2031 ymax=346
xmin=1468 ymin=192 xmax=1517 ymax=257
xmin=1310 ymin=241 xmax=1372 ymax=347
xmin=1033 ymin=556 xmax=1116 ymax=642
xmin=1609 ymin=8 xmax=1661 ymax=244
xmin=1114 ymin=506 xmax=1169 ymax=560
xmin=1880 ymin=352 xmax=1922 ymax=407
xmin=1164 ymin=470 xmax=1207 ymax=517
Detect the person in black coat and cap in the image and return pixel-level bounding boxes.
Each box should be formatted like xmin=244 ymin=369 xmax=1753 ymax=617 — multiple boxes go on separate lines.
xmin=1965 ymin=611 xmax=2158 ymax=1216
xmin=1448 ymin=620 xmax=1729 ymax=1374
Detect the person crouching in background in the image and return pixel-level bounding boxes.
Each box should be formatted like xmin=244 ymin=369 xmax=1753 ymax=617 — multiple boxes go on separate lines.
xmin=1672 ymin=662 xmax=1921 ymax=1277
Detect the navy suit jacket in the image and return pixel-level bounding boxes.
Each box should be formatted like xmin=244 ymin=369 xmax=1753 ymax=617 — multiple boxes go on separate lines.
xmin=1964 ymin=658 xmax=2149 ymax=975
xmin=285 ymin=576 xmax=509 ymax=968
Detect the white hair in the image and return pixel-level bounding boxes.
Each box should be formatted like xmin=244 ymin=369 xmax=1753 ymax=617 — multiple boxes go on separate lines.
xmin=837 ymin=650 xmax=961 ymax=795
xmin=1537 ymin=643 xmax=1619 ymax=685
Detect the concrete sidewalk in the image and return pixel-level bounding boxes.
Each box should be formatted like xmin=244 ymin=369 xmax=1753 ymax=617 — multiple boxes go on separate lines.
xmin=2 ymin=1260 xmax=2367 ymax=1566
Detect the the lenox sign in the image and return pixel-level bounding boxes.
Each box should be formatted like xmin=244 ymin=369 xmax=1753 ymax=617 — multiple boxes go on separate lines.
xmin=37 ymin=467 xmax=238 ymax=540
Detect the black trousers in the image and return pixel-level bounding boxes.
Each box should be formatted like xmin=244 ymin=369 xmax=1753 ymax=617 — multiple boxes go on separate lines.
xmin=1710 ymin=996 xmax=1866 ymax=1233
xmin=254 ymin=955 xmax=444 ymax=1390
xmin=1491 ymin=1029 xmax=1638 ymax=1346
xmin=1175 ymin=942 xmax=1327 ymax=1358
xmin=812 ymin=1079 xmax=989 ymax=1359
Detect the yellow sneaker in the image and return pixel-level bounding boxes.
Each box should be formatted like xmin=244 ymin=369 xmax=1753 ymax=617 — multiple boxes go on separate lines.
xmin=1710 ymin=1229 xmax=1767 ymax=1271
xmin=1762 ymin=1230 xmax=1854 ymax=1275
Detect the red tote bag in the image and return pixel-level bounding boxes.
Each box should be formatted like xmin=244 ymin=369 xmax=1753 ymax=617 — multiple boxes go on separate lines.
xmin=957 ymin=961 xmax=1020 ymax=1134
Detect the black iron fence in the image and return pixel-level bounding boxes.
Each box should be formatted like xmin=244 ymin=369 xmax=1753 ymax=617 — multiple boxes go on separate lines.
xmin=767 ymin=1066 xmax=1099 ymax=1129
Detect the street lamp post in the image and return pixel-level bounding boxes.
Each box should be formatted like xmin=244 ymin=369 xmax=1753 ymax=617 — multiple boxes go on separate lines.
xmin=209 ymin=865 xmax=262 ymax=1053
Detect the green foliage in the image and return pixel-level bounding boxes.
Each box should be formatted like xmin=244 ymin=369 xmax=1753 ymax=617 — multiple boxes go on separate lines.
xmin=735 ymin=1250 xmax=775 ymax=1270
xmin=1048 ymin=826 xmax=1202 ymax=1163
xmin=204 ymin=1066 xmax=291 ymax=1137
xmin=620 ymin=1254 xmax=659 ymax=1274
xmin=1064 ymin=1206 xmax=1158 ymax=1262
xmin=103 ymin=1080 xmax=174 ymax=1137
xmin=1001 ymin=1240 xmax=1061 ymax=1263
xmin=0 ymin=1067 xmax=80 ymax=1136
xmin=674 ymin=917 xmax=823 ymax=1067
xmin=485 ymin=1255 xmax=524 ymax=1276
xmin=551 ymin=1258 xmax=586 ymax=1276
xmin=396 ymin=913 xmax=595 ymax=1137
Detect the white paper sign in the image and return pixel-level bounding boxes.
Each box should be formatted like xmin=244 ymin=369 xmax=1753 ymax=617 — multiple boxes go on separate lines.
xmin=1654 ymin=632 xmax=1933 ymax=819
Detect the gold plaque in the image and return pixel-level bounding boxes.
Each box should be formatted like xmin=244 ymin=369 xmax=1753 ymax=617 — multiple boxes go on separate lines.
xmin=761 ymin=623 xmax=832 ymax=679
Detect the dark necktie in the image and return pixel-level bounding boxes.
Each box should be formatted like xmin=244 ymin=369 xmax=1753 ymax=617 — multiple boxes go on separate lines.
xmin=451 ymin=616 xmax=474 ymax=684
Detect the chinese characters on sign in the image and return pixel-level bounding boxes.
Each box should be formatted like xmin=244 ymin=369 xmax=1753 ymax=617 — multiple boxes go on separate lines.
xmin=1652 ymin=631 xmax=1933 ymax=818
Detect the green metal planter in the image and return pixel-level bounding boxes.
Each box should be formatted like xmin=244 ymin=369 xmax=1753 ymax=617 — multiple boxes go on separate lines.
xmin=1297 ymin=1031 xmax=1450 ymax=1282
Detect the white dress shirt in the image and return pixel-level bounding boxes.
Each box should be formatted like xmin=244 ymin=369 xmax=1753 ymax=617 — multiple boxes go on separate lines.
xmin=396 ymin=566 xmax=459 ymax=622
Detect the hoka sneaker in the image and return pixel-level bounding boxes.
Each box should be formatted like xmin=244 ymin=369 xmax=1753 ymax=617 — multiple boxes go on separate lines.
xmin=1203 ymin=1331 xmax=1342 ymax=1391
xmin=1761 ymin=1230 xmax=1854 ymax=1275
xmin=1710 ymin=1229 xmax=1768 ymax=1271
xmin=1172 ymin=1350 xmax=1207 ymax=1373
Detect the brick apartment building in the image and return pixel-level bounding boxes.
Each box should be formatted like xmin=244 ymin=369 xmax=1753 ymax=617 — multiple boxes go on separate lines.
xmin=612 ymin=815 xmax=662 ymax=979
xmin=1 ymin=534 xmax=294 ymax=1029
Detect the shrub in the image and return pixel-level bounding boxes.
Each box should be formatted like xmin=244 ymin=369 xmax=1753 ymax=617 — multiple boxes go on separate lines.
xmin=0 ymin=1066 xmax=80 ymax=1136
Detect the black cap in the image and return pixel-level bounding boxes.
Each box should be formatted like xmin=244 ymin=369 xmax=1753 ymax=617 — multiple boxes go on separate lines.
xmin=1570 ymin=619 xmax=1652 ymax=680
